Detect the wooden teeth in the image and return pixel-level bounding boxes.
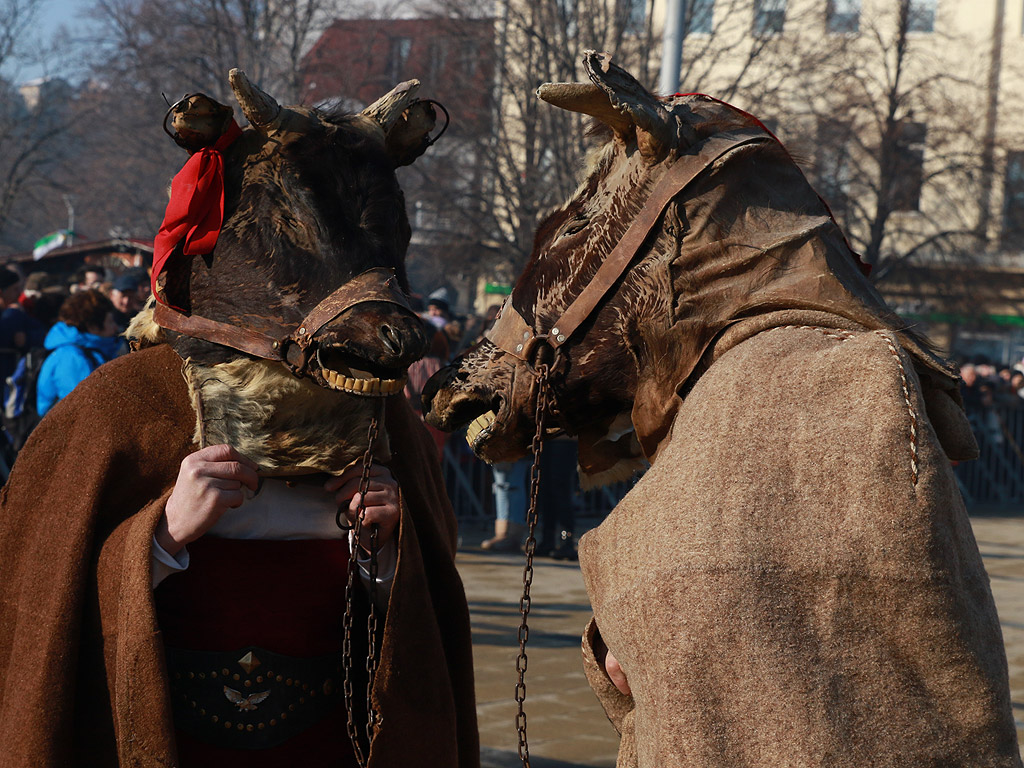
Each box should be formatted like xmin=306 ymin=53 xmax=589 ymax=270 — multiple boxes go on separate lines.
xmin=465 ymin=411 xmax=497 ymax=446
xmin=322 ymin=368 xmax=405 ymax=396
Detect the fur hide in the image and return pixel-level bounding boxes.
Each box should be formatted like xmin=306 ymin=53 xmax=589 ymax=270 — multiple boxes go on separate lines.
xmin=128 ymin=302 xmax=388 ymax=474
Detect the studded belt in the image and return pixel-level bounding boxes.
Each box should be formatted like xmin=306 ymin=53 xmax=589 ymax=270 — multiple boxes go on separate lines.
xmin=165 ymin=645 xmax=343 ymax=750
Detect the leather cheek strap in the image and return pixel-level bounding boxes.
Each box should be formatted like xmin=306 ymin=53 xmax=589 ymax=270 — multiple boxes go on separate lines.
xmin=485 ymin=128 xmax=770 ymax=363
xmin=153 ymin=267 xmax=414 ymax=373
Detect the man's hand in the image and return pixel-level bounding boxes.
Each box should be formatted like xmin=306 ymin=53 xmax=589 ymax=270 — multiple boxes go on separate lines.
xmin=157 ymin=444 xmax=260 ymax=555
xmin=325 ymin=463 xmax=400 ymax=552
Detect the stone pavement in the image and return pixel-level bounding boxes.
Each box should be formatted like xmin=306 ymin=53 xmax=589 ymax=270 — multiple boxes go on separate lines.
xmin=454 ymin=512 xmax=1024 ymax=767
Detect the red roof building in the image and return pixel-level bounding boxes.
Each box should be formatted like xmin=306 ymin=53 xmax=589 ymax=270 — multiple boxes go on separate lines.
xmin=302 ymin=17 xmax=495 ymax=134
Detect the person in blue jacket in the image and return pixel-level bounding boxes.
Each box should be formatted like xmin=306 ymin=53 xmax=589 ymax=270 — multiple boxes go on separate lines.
xmin=37 ymin=289 xmax=122 ymax=417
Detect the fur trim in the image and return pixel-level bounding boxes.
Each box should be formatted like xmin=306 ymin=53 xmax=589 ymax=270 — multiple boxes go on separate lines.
xmin=125 ymin=298 xmax=166 ymax=350
xmin=183 ymin=356 xmax=390 ymax=475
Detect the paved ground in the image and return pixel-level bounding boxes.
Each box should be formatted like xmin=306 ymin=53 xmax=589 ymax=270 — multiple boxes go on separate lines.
xmin=455 ymin=511 xmax=1024 ymax=767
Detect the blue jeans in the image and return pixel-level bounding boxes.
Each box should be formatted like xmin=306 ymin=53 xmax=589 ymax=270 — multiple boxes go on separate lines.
xmin=491 ymin=458 xmax=531 ymax=525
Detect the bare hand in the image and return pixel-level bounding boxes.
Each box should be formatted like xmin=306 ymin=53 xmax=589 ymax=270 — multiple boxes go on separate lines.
xmin=605 ymin=648 xmax=631 ymax=696
xmin=325 ymin=462 xmax=400 ymax=552
xmin=157 ymin=444 xmax=260 ymax=555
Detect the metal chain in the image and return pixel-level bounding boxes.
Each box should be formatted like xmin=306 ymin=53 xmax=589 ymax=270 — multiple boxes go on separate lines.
xmin=515 ymin=364 xmax=550 ymax=767
xmin=339 ymin=415 xmax=381 ymax=768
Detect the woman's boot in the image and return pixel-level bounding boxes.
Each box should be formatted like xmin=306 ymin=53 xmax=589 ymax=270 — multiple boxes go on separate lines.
xmin=482 ymin=519 xmax=526 ymax=552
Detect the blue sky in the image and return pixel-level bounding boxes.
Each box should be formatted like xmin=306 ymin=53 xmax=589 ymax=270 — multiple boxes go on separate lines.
xmin=7 ymin=0 xmax=90 ymax=82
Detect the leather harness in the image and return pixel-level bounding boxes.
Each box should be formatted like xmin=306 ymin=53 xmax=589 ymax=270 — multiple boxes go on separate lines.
xmin=153 ymin=267 xmax=415 ymax=377
xmin=485 ymin=128 xmax=771 ymax=365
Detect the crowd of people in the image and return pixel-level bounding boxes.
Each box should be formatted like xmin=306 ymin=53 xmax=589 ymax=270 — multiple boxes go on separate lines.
xmin=0 ymin=264 xmax=150 ymax=462
xmin=958 ymin=358 xmax=1024 ymax=410
xmin=956 ymin=357 xmax=1024 ymax=466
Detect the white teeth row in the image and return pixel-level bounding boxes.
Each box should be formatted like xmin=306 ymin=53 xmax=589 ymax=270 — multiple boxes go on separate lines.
xmin=322 ymin=368 xmax=406 ymax=396
xmin=466 ymin=410 xmax=497 ymax=445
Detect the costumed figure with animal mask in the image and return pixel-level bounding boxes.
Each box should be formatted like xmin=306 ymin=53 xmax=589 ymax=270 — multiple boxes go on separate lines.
xmin=0 ymin=71 xmax=478 ymax=768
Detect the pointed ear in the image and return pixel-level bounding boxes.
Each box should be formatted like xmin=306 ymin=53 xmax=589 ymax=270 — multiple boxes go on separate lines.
xmin=362 ymin=80 xmax=438 ymax=166
xmin=384 ymin=100 xmax=438 ymax=167
xmin=582 ymin=50 xmax=675 ymax=161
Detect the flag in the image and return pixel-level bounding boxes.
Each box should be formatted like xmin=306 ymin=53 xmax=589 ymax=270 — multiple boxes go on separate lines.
xmin=32 ymin=230 xmax=71 ymax=260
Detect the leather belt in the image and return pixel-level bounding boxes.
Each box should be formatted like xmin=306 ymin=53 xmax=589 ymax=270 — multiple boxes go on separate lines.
xmin=166 ymin=645 xmax=343 ymax=750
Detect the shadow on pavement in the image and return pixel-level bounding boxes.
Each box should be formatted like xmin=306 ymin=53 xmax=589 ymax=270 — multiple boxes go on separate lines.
xmin=481 ymin=747 xmax=615 ymax=768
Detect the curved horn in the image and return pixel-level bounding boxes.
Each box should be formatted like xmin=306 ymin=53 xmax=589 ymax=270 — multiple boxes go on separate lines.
xmin=581 ymin=50 xmax=675 ymax=161
xmin=229 ymin=68 xmax=281 ymax=130
xmin=536 ymin=82 xmax=634 ymax=137
xmin=362 ymin=79 xmax=421 ymax=133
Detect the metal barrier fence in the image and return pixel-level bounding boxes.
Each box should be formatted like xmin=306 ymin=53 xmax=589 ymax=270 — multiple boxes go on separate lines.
xmin=442 ymin=403 xmax=1024 ymax=517
xmin=955 ymin=403 xmax=1024 ymax=506
xmin=440 ymin=434 xmax=636 ymax=521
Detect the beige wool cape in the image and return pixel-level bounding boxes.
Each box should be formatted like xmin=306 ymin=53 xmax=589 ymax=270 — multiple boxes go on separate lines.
xmin=578 ymin=311 xmax=1022 ymax=767
xmin=0 ymin=344 xmax=479 ymax=768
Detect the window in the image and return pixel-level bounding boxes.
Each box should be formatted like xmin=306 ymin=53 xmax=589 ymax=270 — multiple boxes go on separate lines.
xmin=460 ymin=40 xmax=479 ymax=78
xmin=388 ymin=37 xmax=412 ymax=82
xmin=827 ymin=0 xmax=860 ymax=33
xmin=686 ymin=0 xmax=714 ymax=34
xmin=753 ymin=0 xmax=786 ymax=35
xmin=427 ymin=39 xmax=448 ymax=82
xmin=891 ymin=120 xmax=926 ymax=212
xmin=907 ymin=0 xmax=936 ymax=32
xmin=1002 ymin=152 xmax=1024 ymax=248
xmin=816 ymin=119 xmax=853 ymax=214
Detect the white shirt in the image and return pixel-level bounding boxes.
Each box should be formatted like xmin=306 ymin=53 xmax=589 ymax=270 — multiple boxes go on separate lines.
xmin=151 ymin=477 xmax=397 ymax=612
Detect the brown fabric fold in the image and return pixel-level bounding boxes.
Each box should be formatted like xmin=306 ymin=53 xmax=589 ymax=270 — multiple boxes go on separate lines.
xmin=579 ymin=323 xmax=1020 ymax=768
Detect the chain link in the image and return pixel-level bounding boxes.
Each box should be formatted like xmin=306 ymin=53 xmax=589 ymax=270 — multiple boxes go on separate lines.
xmin=515 ymin=364 xmax=550 ymax=767
xmin=339 ymin=414 xmax=381 ymax=768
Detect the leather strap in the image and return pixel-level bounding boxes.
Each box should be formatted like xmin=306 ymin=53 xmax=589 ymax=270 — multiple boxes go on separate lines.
xmin=486 ymin=128 xmax=770 ymax=360
xmin=154 ymin=267 xmax=413 ymax=374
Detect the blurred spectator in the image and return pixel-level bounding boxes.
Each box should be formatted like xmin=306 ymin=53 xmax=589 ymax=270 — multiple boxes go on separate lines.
xmin=73 ymin=267 xmax=105 ymax=293
xmin=109 ymin=272 xmax=146 ymax=331
xmin=1011 ymin=369 xmax=1024 ymax=400
xmin=31 ymin=288 xmax=69 ymax=330
xmin=36 ymin=291 xmax=121 ymax=418
xmin=960 ymin=362 xmax=981 ymax=410
xmin=425 ymin=288 xmax=452 ymax=330
xmin=404 ymin=329 xmax=451 ymax=457
xmin=537 ymin=437 xmax=579 ymax=560
xmin=482 ymin=458 xmax=531 ymax=552
xmin=0 ymin=268 xmax=30 ymax=383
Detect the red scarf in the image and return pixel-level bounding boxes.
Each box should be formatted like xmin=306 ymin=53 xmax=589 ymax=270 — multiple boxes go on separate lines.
xmin=152 ymin=120 xmax=243 ymax=307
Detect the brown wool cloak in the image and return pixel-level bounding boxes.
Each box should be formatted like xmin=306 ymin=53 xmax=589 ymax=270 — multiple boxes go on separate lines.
xmin=0 ymin=344 xmax=479 ymax=768
xmin=578 ymin=314 xmax=1023 ymax=768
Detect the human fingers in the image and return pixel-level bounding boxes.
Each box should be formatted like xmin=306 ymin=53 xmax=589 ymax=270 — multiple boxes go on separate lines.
xmin=208 ymin=478 xmax=243 ymax=491
xmin=604 ymin=649 xmax=631 ymax=696
xmin=347 ymin=495 xmax=399 ymax=523
xmin=324 ymin=462 xmax=393 ymax=492
xmin=192 ymin=444 xmax=260 ymax=470
xmin=330 ymin=476 xmax=398 ymax=507
xmin=193 ymin=457 xmax=260 ymax=492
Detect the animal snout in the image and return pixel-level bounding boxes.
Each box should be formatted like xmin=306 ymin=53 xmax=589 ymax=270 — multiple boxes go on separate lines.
xmin=380 ymin=323 xmax=405 ymax=356
xmin=373 ymin=312 xmax=430 ymax=368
